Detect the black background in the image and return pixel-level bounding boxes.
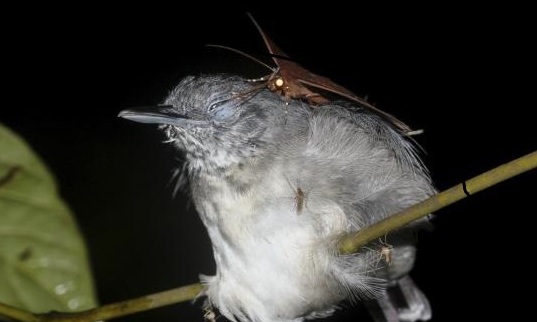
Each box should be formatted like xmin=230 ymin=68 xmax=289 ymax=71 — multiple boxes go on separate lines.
xmin=3 ymin=4 xmax=536 ymax=322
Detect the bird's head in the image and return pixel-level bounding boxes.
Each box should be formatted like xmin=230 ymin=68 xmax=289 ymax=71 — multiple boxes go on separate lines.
xmin=119 ymin=74 xmax=310 ymax=175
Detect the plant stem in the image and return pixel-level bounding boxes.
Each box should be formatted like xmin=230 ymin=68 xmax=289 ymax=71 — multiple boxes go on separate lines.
xmin=38 ymin=283 xmax=203 ymax=322
xmin=0 ymin=284 xmax=203 ymax=322
xmin=339 ymin=150 xmax=537 ymax=254
xmin=0 ymin=302 xmax=40 ymax=322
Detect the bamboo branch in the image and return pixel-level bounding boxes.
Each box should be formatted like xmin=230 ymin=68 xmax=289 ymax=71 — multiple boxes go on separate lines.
xmin=0 ymin=302 xmax=40 ymax=322
xmin=37 ymin=283 xmax=203 ymax=322
xmin=339 ymin=150 xmax=537 ymax=254
xmin=0 ymin=284 xmax=203 ymax=322
xmin=1 ymin=150 xmax=535 ymax=321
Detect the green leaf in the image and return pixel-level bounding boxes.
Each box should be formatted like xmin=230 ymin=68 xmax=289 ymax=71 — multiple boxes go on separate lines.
xmin=0 ymin=123 xmax=98 ymax=313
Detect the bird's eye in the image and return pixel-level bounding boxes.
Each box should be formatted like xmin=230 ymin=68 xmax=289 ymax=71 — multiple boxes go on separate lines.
xmin=208 ymin=99 xmax=229 ymax=112
xmin=208 ymin=97 xmax=239 ymax=122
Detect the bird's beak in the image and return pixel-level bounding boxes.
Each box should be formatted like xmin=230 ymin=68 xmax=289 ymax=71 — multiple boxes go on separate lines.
xmin=118 ymin=105 xmax=185 ymax=126
xmin=118 ymin=105 xmax=204 ymax=127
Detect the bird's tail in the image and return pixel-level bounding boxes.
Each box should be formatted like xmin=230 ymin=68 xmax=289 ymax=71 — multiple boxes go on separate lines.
xmin=365 ymin=275 xmax=431 ymax=322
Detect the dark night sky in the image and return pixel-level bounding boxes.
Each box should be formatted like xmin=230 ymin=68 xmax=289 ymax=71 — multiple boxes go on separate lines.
xmin=3 ymin=5 xmax=536 ymax=322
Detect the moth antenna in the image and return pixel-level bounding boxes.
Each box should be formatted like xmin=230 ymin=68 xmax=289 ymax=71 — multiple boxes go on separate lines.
xmin=205 ymin=44 xmax=275 ymax=72
xmin=247 ymin=12 xmax=284 ymax=61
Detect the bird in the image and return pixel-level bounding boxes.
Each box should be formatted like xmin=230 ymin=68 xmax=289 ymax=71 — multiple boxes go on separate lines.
xmin=119 ymin=74 xmax=436 ymax=322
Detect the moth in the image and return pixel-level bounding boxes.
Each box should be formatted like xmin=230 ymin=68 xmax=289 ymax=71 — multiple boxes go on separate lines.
xmin=209 ymin=13 xmax=413 ymax=133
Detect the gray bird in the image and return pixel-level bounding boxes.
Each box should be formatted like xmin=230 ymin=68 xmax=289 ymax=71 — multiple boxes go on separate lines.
xmin=119 ymin=74 xmax=435 ymax=322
